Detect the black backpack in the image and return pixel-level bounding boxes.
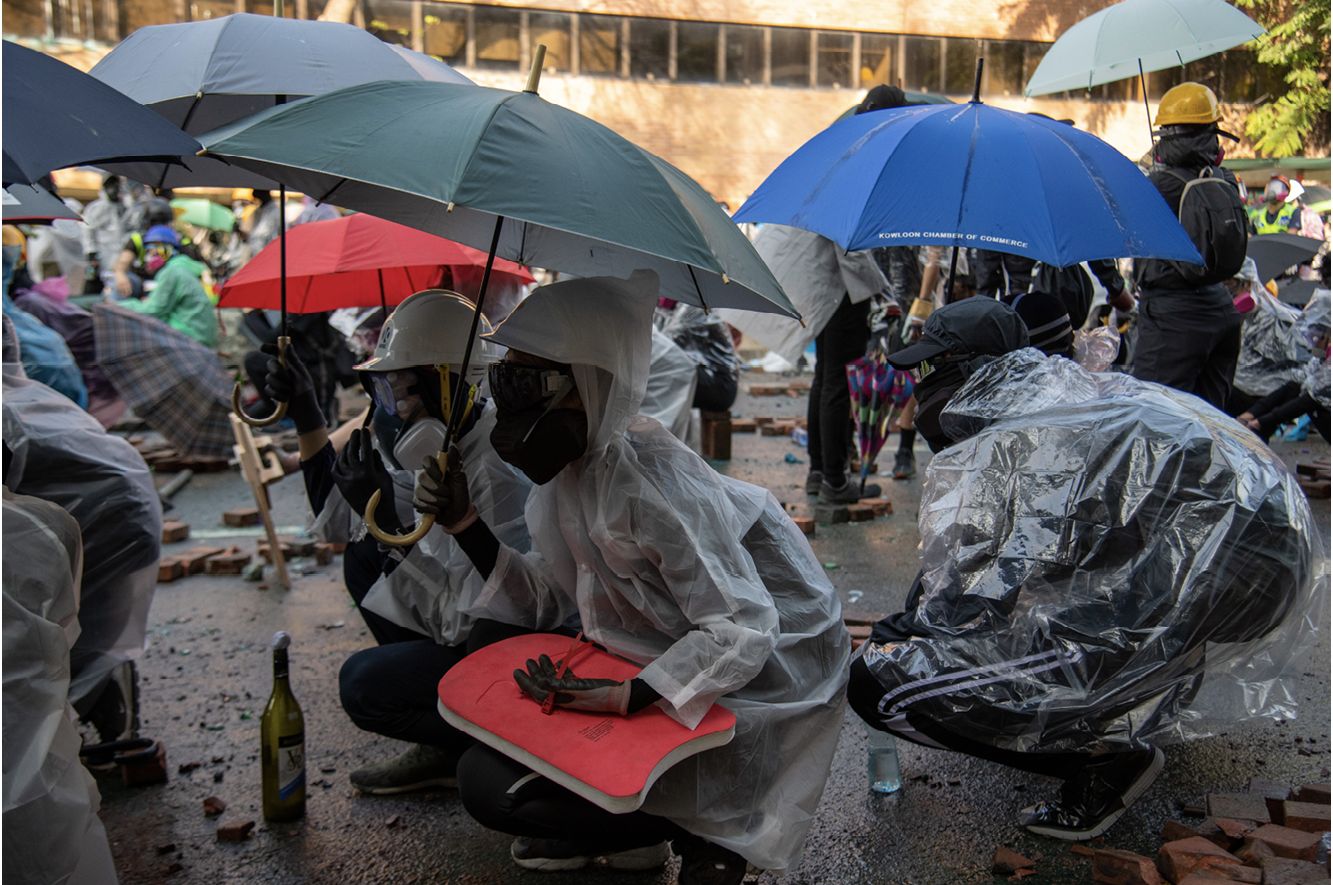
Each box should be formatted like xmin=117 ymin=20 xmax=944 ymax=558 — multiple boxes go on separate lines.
xmin=1161 ymin=166 xmax=1249 ymax=286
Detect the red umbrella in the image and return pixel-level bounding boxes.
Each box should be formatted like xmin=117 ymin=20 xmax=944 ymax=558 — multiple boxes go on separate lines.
xmin=217 ymin=212 xmax=534 ymax=312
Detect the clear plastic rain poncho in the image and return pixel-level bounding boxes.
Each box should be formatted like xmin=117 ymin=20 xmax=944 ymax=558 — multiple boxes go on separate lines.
xmin=1233 ymin=259 xmax=1312 ymax=397
xmin=2 ymin=369 xmax=161 ymax=705
xmin=641 ymin=327 xmax=697 ymax=444
xmin=3 ymin=489 xmax=118 ymax=885
xmin=659 ymin=304 xmax=741 ymax=412
xmin=861 ymin=349 xmax=1322 ymax=753
xmin=1298 ymin=289 xmax=1331 ymax=409
xmin=310 ymin=400 xmax=531 ymax=646
xmin=470 ymin=272 xmax=850 ymax=871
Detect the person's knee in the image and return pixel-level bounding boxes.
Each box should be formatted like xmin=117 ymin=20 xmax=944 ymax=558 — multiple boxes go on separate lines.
xmin=338 ymin=648 xmax=381 ymax=724
xmin=456 ymin=745 xmax=516 ymax=832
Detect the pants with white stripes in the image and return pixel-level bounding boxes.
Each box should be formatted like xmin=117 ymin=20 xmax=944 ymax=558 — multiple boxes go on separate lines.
xmin=848 ymin=657 xmax=1139 ymax=781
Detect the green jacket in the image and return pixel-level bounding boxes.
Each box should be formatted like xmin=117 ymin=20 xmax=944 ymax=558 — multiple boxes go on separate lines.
xmin=122 ymin=254 xmax=217 ymax=347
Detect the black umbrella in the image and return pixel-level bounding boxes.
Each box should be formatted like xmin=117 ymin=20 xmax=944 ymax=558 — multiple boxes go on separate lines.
xmin=1248 ymin=232 xmax=1323 ymax=284
xmin=2 ymin=41 xmax=200 ymax=186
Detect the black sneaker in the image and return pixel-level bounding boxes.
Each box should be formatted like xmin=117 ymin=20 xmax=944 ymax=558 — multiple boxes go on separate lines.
xmin=84 ymin=660 xmax=139 ymax=744
xmin=804 ymin=470 xmax=824 ymax=495
xmin=892 ymin=450 xmax=916 ymax=480
xmin=1019 ymin=747 xmax=1165 ymax=841
xmin=674 ymin=833 xmax=749 ymax=885
xmin=510 ymin=837 xmax=670 ymax=872
xmin=818 ymin=477 xmax=882 ymax=504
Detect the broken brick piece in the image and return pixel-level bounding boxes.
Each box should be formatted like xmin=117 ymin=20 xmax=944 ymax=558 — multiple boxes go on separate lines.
xmin=221 ymin=507 xmax=260 ymax=527
xmin=277 ymin=536 xmax=318 ymax=557
xmin=748 ymin=384 xmax=788 ymax=396
xmin=1213 ymin=817 xmax=1258 ymax=840
xmin=730 ymin=418 xmax=758 ymax=433
xmin=120 ymin=740 xmax=168 ymax=787
xmin=1291 ymin=783 xmax=1331 ymax=805
xmin=1092 ymin=848 xmax=1163 ymax=885
xmin=1206 ymin=793 xmax=1272 ymax=824
xmin=1176 ymin=871 xmax=1259 ymax=885
xmin=1157 ymin=837 xmax=1244 ymax=883
xmin=204 ymin=552 xmax=252 ymax=576
xmin=792 ymin=516 xmax=815 ymax=536
xmin=1248 ymin=825 xmax=1323 ymax=862
xmin=862 ymin=497 xmax=894 ymax=516
xmin=314 ymin=543 xmax=336 ymax=566
xmin=814 ymin=503 xmax=849 ymax=525
xmin=256 ymin=541 xmax=293 ymax=564
xmin=1277 ymin=801 xmax=1330 ymax=833
xmin=991 ymin=846 xmax=1035 ymax=875
xmin=161 ymin=520 xmax=190 ymax=544
xmin=1071 ymin=844 xmax=1096 ymax=858
xmin=178 ymin=547 xmax=225 ymax=575
xmin=216 ymin=819 xmax=255 ymax=843
xmin=1260 ymin=857 xmax=1331 ymax=885
xmin=157 ymin=558 xmax=186 ymax=583
xmin=202 ymin=796 xmax=226 ymax=817
xmin=1234 ymin=837 xmax=1276 ymax=866
xmin=846 ymin=503 xmax=877 ymax=522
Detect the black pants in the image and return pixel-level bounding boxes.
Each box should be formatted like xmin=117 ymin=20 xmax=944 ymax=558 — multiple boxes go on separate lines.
xmin=808 ymin=295 xmax=870 ymax=480
xmin=1132 ymin=287 xmax=1243 ymax=411
xmin=343 ymin=537 xmax=432 ymax=645
xmin=848 ymin=657 xmax=1141 ymax=781
xmin=1247 ymin=380 xmax=1332 ymax=442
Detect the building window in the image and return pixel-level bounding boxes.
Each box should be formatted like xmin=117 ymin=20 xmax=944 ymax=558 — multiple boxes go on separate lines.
xmin=770 ymin=27 xmax=809 ymax=87
xmin=903 ymin=36 xmax=942 ymax=93
xmin=190 ymin=0 xmax=237 ymax=22
xmin=423 ymin=3 xmax=467 ymax=65
xmin=629 ymin=18 xmax=670 ymax=80
xmin=724 ymin=24 xmax=764 ymax=86
xmin=860 ymin=33 xmax=894 ymax=88
xmin=529 ymin=11 xmax=571 ymax=73
xmin=943 ymin=37 xmax=978 ymax=95
xmin=677 ymin=21 xmax=719 ymax=83
xmin=985 ymin=40 xmax=1025 ymax=97
xmin=365 ymin=0 xmax=412 ymax=46
xmin=578 ymin=13 xmax=621 ymax=76
xmin=815 ymin=31 xmax=853 ymax=88
xmin=474 ymin=6 xmax=520 ymax=69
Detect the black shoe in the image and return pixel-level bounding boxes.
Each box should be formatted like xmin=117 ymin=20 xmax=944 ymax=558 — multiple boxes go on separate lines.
xmin=674 ymin=834 xmax=748 ymax=885
xmin=804 ymin=470 xmax=824 ymax=495
xmin=892 ymin=450 xmax=916 ymax=480
xmin=84 ymin=660 xmax=139 ymax=744
xmin=1019 ymin=748 xmax=1165 ymax=841
xmin=818 ymin=477 xmax=882 ymax=504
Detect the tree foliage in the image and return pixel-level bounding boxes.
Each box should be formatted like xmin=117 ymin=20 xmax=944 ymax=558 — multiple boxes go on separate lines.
xmin=1234 ymin=0 xmax=1330 ymax=156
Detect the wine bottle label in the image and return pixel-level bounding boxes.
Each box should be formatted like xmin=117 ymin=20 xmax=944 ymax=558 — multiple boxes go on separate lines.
xmin=277 ymin=732 xmax=305 ymax=800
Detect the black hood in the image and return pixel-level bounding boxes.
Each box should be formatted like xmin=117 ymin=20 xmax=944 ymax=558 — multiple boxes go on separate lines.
xmin=1154 ymin=126 xmax=1222 ymax=171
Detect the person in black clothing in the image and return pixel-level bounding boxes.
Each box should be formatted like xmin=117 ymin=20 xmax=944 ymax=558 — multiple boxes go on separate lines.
xmin=1130 ymin=82 xmax=1246 ymax=409
xmin=974 ymin=250 xmax=1035 ymax=298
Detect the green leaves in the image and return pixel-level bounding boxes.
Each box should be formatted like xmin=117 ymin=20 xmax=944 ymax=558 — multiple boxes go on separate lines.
xmin=1234 ymin=0 xmax=1330 ymax=157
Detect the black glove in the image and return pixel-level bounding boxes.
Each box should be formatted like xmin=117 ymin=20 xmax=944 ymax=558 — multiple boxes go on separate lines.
xmin=412 ymin=445 xmax=474 ymax=533
xmin=260 ymin=341 xmax=324 ymax=434
xmin=331 ymin=428 xmax=399 ymax=530
xmin=513 ymin=654 xmax=631 ymax=715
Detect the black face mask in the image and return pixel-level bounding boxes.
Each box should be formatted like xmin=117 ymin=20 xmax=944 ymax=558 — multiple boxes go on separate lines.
xmin=913 ymin=363 xmax=969 ymax=453
xmin=490 ymin=406 xmax=588 ymax=485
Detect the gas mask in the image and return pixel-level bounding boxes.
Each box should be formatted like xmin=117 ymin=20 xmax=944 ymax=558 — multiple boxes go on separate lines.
xmin=144 ymin=246 xmax=171 ymax=276
xmin=912 ymin=358 xmax=979 ymax=453
xmin=487 ymin=361 xmax=587 ymax=484
xmin=362 ymin=367 xmax=456 ymax=471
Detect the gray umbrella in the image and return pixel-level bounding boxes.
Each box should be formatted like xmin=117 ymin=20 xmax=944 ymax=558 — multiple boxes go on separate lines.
xmin=89 ymin=12 xmax=472 ymax=188
xmin=1248 ymin=233 xmax=1323 ymax=285
xmin=3 ymin=184 xmax=81 ymax=224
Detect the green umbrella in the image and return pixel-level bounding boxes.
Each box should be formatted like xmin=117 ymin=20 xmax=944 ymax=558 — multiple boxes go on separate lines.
xmin=170 ymin=197 xmax=235 ymax=232
xmin=199 ymin=79 xmax=795 ymax=319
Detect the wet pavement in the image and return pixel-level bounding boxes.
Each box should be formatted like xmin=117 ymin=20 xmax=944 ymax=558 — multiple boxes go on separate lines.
xmin=100 ymin=376 xmax=1331 ymax=884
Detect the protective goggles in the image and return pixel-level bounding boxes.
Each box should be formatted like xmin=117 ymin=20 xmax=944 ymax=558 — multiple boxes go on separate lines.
xmin=488 ymin=361 xmax=572 ymax=412
xmin=912 ymin=354 xmax=971 ymax=384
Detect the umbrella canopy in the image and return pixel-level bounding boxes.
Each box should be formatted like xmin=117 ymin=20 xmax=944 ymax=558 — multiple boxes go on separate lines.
xmin=2 ymin=41 xmax=201 ymax=186
xmin=92 ymin=303 xmax=233 ymax=458
xmin=846 ymin=355 xmax=911 ymax=492
xmin=171 ymin=197 xmax=235 ymax=232
xmin=734 ymin=102 xmax=1202 ymax=268
xmin=3 ymin=184 xmax=81 ymax=224
xmin=1024 ymin=0 xmax=1264 ymax=96
xmin=200 ymin=80 xmax=796 ymax=317
xmin=1248 ymin=233 xmax=1324 ymax=284
xmin=89 ymin=13 xmax=472 ymax=188
xmin=218 ymin=212 xmax=535 ymax=312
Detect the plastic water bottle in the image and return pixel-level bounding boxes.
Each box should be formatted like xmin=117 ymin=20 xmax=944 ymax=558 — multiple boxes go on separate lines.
xmin=867 ymin=727 xmax=902 ymax=794
xmin=791 ymin=426 xmax=808 ymax=447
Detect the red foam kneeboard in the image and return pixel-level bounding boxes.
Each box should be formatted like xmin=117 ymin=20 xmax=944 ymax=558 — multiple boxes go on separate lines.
xmin=438 ymin=633 xmax=736 ymax=814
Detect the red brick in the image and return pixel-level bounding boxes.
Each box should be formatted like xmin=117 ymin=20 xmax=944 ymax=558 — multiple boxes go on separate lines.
xmin=221 ymin=507 xmax=260 ymax=527
xmin=1213 ymin=817 xmax=1259 ymax=840
xmin=202 ymin=796 xmax=226 ymax=817
xmin=204 ymin=552 xmax=251 ymax=576
xmin=1157 ymin=837 xmax=1244 ymax=883
xmin=862 ymin=497 xmax=894 ymax=516
xmin=748 ymin=384 xmax=787 ymax=396
xmin=1092 ymin=848 xmax=1162 ymax=885
xmin=1260 ymin=857 xmax=1331 ymax=885
xmin=178 ymin=547 xmax=225 ymax=575
xmin=753 ymin=416 xmax=775 ymax=427
xmin=120 ymin=741 xmax=168 ymax=787
xmin=846 ymin=503 xmax=877 ymax=522
xmin=161 ymin=520 xmax=190 ymax=544
xmin=792 ymin=516 xmax=815 ymax=536
xmin=1277 ymin=801 xmax=1330 ymax=833
xmin=730 ymin=417 xmax=758 ymax=433
xmin=1207 ymin=793 xmax=1271 ymax=824
xmin=1292 ymin=784 xmax=1330 ymax=805
xmin=1234 ymin=836 xmax=1276 ymax=866
xmin=1248 ymin=825 xmax=1323 ymax=862
xmin=1176 ymin=872 xmax=1258 ymax=885
xmin=991 ymin=846 xmax=1035 ymax=875
xmin=314 ymin=543 xmax=336 ymax=566
xmin=216 ymin=820 xmax=255 ymax=843
xmin=157 ymin=558 xmax=186 ymax=583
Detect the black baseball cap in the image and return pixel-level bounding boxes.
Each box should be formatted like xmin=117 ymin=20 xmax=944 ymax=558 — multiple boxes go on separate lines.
xmin=888 ymin=298 xmax=1030 ymax=369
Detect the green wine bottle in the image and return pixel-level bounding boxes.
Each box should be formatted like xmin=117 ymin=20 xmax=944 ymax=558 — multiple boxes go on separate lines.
xmin=261 ymin=631 xmax=305 ymax=822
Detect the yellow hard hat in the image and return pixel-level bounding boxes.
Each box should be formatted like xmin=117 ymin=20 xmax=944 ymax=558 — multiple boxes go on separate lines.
xmin=1154 ymin=82 xmax=1222 ymax=126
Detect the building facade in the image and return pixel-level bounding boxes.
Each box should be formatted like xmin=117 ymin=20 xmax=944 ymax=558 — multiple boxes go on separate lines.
xmin=5 ymin=0 xmax=1279 ymax=206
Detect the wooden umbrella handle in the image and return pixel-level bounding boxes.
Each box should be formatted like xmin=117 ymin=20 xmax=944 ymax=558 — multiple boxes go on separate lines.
xmin=233 ymin=335 xmax=290 ymax=428
xmin=364 ymin=449 xmax=444 ymax=547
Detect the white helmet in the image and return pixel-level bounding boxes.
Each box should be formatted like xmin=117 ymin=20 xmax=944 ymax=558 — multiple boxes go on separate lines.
xmin=354 ymin=289 xmax=500 ymax=385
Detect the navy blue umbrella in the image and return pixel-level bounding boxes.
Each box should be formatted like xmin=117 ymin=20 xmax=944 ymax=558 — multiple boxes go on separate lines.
xmin=2 ymin=41 xmax=200 ymax=186
xmin=735 ymin=99 xmax=1202 ymax=270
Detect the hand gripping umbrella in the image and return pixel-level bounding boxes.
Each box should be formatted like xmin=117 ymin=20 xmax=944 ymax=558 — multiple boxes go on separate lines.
xmin=201 ymin=46 xmax=798 ymax=545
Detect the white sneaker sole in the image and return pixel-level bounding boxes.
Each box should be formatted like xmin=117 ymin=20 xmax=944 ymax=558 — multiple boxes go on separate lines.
xmin=1022 ymin=749 xmax=1165 ymax=842
xmin=350 ymin=775 xmax=458 ymax=796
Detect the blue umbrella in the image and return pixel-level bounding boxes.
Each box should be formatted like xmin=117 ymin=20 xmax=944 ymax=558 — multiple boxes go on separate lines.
xmin=735 ymin=101 xmax=1202 ymax=270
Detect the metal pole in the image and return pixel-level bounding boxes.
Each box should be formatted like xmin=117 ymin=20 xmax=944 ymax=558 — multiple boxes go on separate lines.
xmin=1138 ymin=60 xmax=1155 ymax=154
xmin=945 ymin=57 xmax=984 ymax=304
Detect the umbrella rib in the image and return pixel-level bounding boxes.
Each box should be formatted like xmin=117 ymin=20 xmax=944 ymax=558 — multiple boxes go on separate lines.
xmin=317 ymin=177 xmax=349 ymax=205
xmin=687 ymin=264 xmax=709 ymax=312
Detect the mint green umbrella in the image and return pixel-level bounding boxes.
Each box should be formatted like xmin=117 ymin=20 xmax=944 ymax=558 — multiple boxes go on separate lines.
xmin=170 ymin=197 xmax=235 ymax=232
xmin=199 ymin=79 xmax=795 ymax=319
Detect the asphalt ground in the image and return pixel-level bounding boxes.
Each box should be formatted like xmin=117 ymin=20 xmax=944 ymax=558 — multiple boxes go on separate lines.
xmin=98 ymin=375 xmax=1331 ymax=884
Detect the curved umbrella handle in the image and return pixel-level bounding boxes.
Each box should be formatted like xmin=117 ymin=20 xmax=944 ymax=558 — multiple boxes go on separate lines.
xmin=363 ymin=449 xmax=445 ymax=547
xmin=233 ymin=335 xmax=290 ymax=428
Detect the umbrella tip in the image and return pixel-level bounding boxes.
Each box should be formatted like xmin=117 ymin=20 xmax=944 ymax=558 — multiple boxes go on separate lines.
xmin=523 ymin=44 xmax=547 ymax=94
xmin=195 ymin=148 xmax=208 ymax=157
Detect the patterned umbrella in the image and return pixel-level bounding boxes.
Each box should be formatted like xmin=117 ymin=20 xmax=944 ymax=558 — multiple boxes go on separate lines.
xmin=846 ymin=355 xmax=913 ymax=494
xmin=92 ymin=303 xmax=232 ymax=457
